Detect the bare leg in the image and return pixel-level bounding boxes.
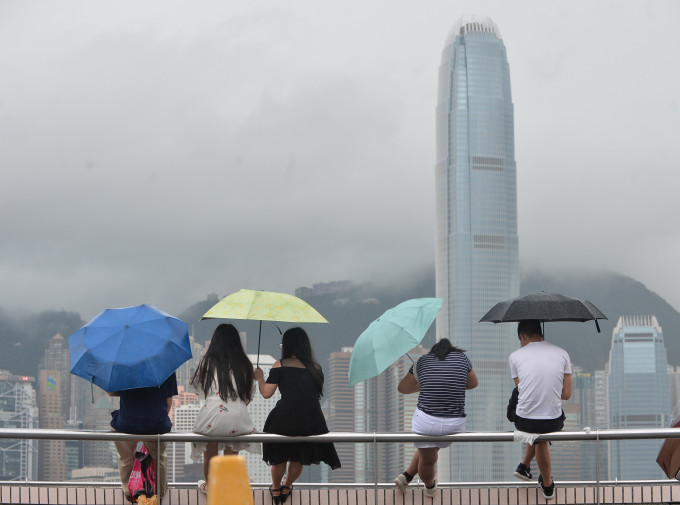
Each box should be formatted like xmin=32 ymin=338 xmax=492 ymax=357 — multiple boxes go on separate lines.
xmin=417 ymin=448 xmax=439 ymax=487
xmin=534 ymin=442 xmax=553 ymax=486
xmin=406 ymin=452 xmax=420 ymax=477
xmin=282 ymin=462 xmax=303 ymax=488
xmin=270 ymin=462 xmax=286 ymax=496
xmin=203 ymin=442 xmax=218 ymax=481
xmin=521 ymin=443 xmax=535 ymax=467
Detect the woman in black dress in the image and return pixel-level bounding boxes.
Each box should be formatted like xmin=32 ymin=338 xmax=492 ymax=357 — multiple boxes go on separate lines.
xmin=254 ymin=327 xmax=340 ymax=503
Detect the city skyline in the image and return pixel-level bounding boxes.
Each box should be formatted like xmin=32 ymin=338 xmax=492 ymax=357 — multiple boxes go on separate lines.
xmin=1 ymin=2 xmax=679 ymax=319
xmin=434 ymin=15 xmax=519 ymax=481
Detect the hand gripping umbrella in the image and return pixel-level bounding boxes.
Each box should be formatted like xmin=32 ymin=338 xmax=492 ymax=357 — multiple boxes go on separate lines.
xmin=348 ymin=298 xmax=442 ymax=386
xmin=201 ymin=289 xmax=329 ymax=366
xmin=69 ymin=304 xmax=192 ymax=395
xmin=479 ymin=291 xmax=607 ymax=332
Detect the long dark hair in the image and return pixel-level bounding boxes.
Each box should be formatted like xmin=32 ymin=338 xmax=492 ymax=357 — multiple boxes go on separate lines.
xmin=429 ymin=338 xmax=465 ymax=360
xmin=281 ymin=327 xmax=324 ymax=394
xmin=191 ymin=323 xmax=253 ymax=403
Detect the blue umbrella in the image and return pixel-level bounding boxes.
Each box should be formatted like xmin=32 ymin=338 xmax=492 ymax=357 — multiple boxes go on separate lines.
xmin=69 ymin=304 xmax=192 ymax=392
xmin=348 ymin=298 xmax=442 ymax=386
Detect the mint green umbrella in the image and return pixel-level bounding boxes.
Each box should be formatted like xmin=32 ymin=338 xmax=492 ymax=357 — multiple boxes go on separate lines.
xmin=348 ymin=298 xmax=442 ymax=386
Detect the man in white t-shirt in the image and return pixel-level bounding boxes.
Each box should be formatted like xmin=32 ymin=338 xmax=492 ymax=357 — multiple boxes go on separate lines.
xmin=508 ymin=320 xmax=572 ymax=500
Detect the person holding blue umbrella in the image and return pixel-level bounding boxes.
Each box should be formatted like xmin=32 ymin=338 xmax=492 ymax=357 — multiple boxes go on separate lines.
xmin=108 ymin=373 xmax=177 ymax=501
xmin=394 ymin=339 xmax=478 ymax=498
xmin=69 ymin=304 xmax=191 ymax=502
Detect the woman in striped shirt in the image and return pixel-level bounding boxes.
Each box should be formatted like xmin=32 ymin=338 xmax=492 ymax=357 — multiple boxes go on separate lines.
xmin=394 ymin=339 xmax=478 ymax=497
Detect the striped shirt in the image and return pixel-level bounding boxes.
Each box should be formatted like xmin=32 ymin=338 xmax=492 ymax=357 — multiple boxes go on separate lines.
xmin=409 ymin=352 xmax=472 ymax=418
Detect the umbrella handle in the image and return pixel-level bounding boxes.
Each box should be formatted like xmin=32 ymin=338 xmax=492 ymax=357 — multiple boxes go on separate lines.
xmin=90 ymin=376 xmax=94 ymax=404
xmin=256 ymin=320 xmax=262 ymax=368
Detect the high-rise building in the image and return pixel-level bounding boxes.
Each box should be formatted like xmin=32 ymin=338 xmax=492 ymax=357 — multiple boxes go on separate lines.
xmin=550 ymin=367 xmax=597 ymax=480
xmin=38 ymin=333 xmax=72 ymax=481
xmin=434 ymin=14 xmax=519 ymax=480
xmin=607 ymin=316 xmax=670 ymax=479
xmin=327 ymin=348 xmax=355 ymax=482
xmin=82 ymin=395 xmax=118 ymax=471
xmin=38 ymin=333 xmax=71 ymax=419
xmin=0 ymin=371 xmax=38 ymax=480
xmin=327 ymin=346 xmax=428 ymax=483
xmin=243 ymin=353 xmax=279 ymax=483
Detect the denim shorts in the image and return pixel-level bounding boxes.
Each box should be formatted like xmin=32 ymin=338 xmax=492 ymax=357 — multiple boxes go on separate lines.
xmin=411 ymin=407 xmax=466 ymax=449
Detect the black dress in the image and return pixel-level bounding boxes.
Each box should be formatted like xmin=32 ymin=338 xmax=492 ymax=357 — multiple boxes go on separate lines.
xmin=262 ymin=363 xmax=341 ymax=469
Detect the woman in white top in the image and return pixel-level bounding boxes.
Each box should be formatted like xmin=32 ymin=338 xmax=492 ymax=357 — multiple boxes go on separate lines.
xmin=190 ymin=324 xmax=258 ymax=495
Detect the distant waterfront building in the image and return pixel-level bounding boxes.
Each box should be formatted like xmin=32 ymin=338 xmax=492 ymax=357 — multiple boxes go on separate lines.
xmin=295 ymin=281 xmax=353 ymax=299
xmin=243 ymin=353 xmax=280 ymax=483
xmin=175 ymin=334 xmax=205 ymax=393
xmin=82 ymin=395 xmax=117 ymax=471
xmin=434 ymin=14 xmax=520 ymax=481
xmin=0 ymin=371 xmax=38 ymax=480
xmin=327 ymin=346 xmax=428 ymax=483
xmin=39 ymin=333 xmax=71 ymax=418
xmin=551 ymin=367 xmax=596 ymax=480
xmin=607 ymin=316 xmax=670 ymax=479
xmin=667 ymin=365 xmax=680 ymax=421
xmin=171 ymin=401 xmax=202 ymax=481
xmin=38 ymin=333 xmax=71 ymax=481
xmin=593 ymin=368 xmax=610 ymax=477
xmin=327 ymin=348 xmax=355 ymax=482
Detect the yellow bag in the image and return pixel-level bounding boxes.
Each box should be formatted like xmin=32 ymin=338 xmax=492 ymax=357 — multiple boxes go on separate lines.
xmin=136 ymin=495 xmax=157 ymax=505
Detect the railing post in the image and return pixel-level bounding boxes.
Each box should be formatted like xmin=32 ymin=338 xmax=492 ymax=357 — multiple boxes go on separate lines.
xmin=157 ymin=433 xmax=162 ymax=504
xmin=596 ymin=429 xmax=600 ymax=505
xmin=373 ymin=432 xmax=378 ymax=504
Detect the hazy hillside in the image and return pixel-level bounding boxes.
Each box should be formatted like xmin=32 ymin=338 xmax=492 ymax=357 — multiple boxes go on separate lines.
xmin=177 ymin=270 xmax=680 ymax=374
xmin=0 ymin=270 xmax=677 ymax=378
xmin=0 ymin=309 xmax=83 ymax=376
xmin=521 ymin=271 xmax=680 ymax=371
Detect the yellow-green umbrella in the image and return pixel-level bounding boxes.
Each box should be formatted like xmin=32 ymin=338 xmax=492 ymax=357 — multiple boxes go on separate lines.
xmin=201 ymin=289 xmax=328 ymax=365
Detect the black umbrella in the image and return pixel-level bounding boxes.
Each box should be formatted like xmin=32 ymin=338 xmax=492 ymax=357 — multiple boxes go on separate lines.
xmin=479 ymin=291 xmax=607 ymax=332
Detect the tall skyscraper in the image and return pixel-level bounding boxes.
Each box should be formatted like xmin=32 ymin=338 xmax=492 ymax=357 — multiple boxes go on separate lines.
xmin=327 ymin=346 xmax=428 ymax=483
xmin=607 ymin=316 xmax=670 ymax=480
xmin=434 ymin=15 xmax=520 ymax=480
xmin=0 ymin=370 xmax=38 ymax=481
xmin=327 ymin=348 xmax=355 ymax=482
xmin=38 ymin=333 xmax=71 ymax=481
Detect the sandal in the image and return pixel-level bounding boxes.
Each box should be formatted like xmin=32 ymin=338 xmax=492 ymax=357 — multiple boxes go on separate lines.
xmin=269 ymin=485 xmax=282 ymax=505
xmin=198 ymin=479 xmax=208 ymax=495
xmin=280 ymin=484 xmax=293 ymax=503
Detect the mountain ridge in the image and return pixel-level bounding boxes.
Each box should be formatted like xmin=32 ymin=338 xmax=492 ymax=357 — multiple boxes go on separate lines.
xmin=0 ymin=270 xmax=677 ymax=377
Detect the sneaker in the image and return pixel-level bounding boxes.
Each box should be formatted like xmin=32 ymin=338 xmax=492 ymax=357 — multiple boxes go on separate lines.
xmin=424 ymin=476 xmax=438 ymax=498
xmin=538 ymin=474 xmax=555 ymax=500
xmin=513 ymin=462 xmax=532 ymax=481
xmin=395 ymin=473 xmax=410 ymax=493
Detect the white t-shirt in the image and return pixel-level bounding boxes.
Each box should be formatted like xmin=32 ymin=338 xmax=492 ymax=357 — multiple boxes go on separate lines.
xmin=509 ymin=340 xmax=572 ymax=420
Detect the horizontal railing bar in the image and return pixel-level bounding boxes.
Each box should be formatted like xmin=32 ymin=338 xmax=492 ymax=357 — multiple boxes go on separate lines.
xmin=1 ymin=427 xmax=680 ymax=443
xmin=0 ymin=479 xmax=675 ymax=489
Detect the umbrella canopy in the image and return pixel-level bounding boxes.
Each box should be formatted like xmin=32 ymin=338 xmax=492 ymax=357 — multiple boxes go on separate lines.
xmin=348 ymin=298 xmax=442 ymax=386
xmin=202 ymin=289 xmax=328 ymax=366
xmin=69 ymin=304 xmax=191 ymax=392
xmin=479 ymin=291 xmax=607 ymax=331
xmin=201 ymin=289 xmax=328 ymax=323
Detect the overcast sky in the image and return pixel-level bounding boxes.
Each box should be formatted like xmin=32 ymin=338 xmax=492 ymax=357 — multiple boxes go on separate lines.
xmin=1 ymin=0 xmax=678 ymax=320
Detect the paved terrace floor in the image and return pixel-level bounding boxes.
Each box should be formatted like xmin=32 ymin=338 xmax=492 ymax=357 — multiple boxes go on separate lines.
xmin=2 ymin=481 xmax=679 ymax=505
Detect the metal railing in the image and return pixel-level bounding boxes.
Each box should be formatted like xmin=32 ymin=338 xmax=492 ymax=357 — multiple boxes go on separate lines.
xmin=1 ymin=427 xmax=679 ymax=504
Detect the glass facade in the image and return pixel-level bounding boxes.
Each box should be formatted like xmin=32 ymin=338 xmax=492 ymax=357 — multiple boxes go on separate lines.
xmin=434 ymin=15 xmax=520 ymax=481
xmin=607 ymin=316 xmax=670 ymax=480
